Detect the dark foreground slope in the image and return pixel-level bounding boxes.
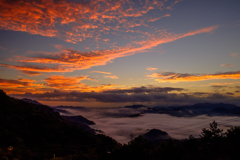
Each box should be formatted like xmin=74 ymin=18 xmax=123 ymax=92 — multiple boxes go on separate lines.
xmin=111 ymin=121 xmax=240 ymax=160
xmin=0 ymin=90 xmax=118 ymax=160
xmin=1 ymin=89 xmax=240 ymax=160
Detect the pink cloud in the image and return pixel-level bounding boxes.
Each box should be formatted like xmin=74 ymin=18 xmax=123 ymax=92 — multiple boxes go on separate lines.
xmin=146 ymin=67 xmax=158 ymax=71
xmin=104 ymin=75 xmax=118 ymax=79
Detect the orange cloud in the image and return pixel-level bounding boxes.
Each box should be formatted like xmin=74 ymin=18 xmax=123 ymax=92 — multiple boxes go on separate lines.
xmin=104 ymin=75 xmax=118 ymax=79
xmin=8 ymin=26 xmax=218 ymax=73
xmin=0 ymin=78 xmax=34 ymax=87
xmin=0 ymin=76 xmax=118 ymax=94
xmin=103 ymin=39 xmax=110 ymax=42
xmin=146 ymin=67 xmax=158 ymax=71
xmin=90 ymin=71 xmax=112 ymax=74
xmin=76 ymin=84 xmax=118 ymax=92
xmin=0 ymin=77 xmax=48 ymax=94
xmin=44 ymin=75 xmax=92 ymax=89
xmin=147 ymin=71 xmax=240 ymax=83
xmin=0 ymin=63 xmax=71 ymax=73
xmin=209 ymin=82 xmax=240 ymax=86
xmin=43 ymin=75 xmax=119 ymax=92
xmin=44 ymin=75 xmax=120 ymax=92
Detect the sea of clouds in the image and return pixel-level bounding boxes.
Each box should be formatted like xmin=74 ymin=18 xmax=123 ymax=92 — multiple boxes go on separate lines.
xmin=55 ymin=106 xmax=240 ymax=144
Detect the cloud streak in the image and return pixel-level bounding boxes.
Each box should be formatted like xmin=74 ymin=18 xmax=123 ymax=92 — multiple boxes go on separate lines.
xmin=221 ymin=64 xmax=233 ymax=67
xmin=147 ymin=71 xmax=240 ymax=83
xmin=1 ymin=26 xmax=218 ymax=74
xmin=0 ymin=63 xmax=71 ymax=73
xmin=147 ymin=14 xmax=171 ymax=22
xmin=0 ymin=78 xmax=35 ymax=87
xmin=90 ymin=71 xmax=112 ymax=74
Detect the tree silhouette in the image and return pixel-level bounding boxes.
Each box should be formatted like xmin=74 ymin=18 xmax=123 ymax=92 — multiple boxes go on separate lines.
xmin=200 ymin=120 xmax=223 ymax=141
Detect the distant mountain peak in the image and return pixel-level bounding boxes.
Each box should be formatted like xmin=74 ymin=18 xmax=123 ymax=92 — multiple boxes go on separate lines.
xmin=143 ymin=129 xmax=169 ymax=141
xmin=21 ymin=98 xmax=43 ymax=105
xmin=124 ymin=104 xmax=147 ymax=109
xmin=0 ymin=89 xmax=8 ymax=98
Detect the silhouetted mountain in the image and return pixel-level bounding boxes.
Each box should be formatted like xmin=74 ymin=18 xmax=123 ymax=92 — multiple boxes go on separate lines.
xmin=21 ymin=98 xmax=43 ymax=105
xmin=143 ymin=129 xmax=169 ymax=141
xmin=62 ymin=115 xmax=96 ymax=134
xmin=124 ymin=104 xmax=148 ymax=109
xmin=52 ymin=107 xmax=71 ymax=114
xmin=191 ymin=102 xmax=238 ymax=110
xmin=52 ymin=105 xmax=86 ymax=115
xmin=0 ymin=90 xmax=118 ymax=159
xmin=63 ymin=115 xmax=95 ymax=125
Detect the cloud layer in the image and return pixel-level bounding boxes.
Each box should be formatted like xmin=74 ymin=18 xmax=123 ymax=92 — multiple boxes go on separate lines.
xmin=9 ymin=85 xmax=240 ymax=105
xmin=57 ymin=107 xmax=240 ymax=144
xmin=0 ymin=0 xmax=177 ymax=43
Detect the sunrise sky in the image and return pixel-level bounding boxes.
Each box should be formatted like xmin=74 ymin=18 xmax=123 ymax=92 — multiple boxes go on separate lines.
xmin=0 ymin=0 xmax=240 ymax=107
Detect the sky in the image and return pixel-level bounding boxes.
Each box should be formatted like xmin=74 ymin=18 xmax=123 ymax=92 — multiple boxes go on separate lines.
xmin=0 ymin=0 xmax=240 ymax=107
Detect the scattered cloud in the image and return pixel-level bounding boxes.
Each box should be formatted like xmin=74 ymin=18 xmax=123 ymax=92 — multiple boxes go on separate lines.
xmin=0 ymin=0 xmax=176 ymax=43
xmin=221 ymin=64 xmax=233 ymax=67
xmin=104 ymin=75 xmax=118 ymax=79
xmin=0 ymin=77 xmax=48 ymax=94
xmin=146 ymin=67 xmax=158 ymax=71
xmin=54 ymin=45 xmax=64 ymax=50
xmin=210 ymin=85 xmax=228 ymax=89
xmin=44 ymin=75 xmax=93 ymax=90
xmin=0 ymin=63 xmax=71 ymax=73
xmin=21 ymin=70 xmax=43 ymax=76
xmin=0 ymin=46 xmax=6 ymax=50
xmin=209 ymin=82 xmax=240 ymax=86
xmin=103 ymin=39 xmax=110 ymax=42
xmin=230 ymin=52 xmax=238 ymax=58
xmin=102 ymin=86 xmax=185 ymax=94
xmin=147 ymin=14 xmax=170 ymax=22
xmin=0 ymin=78 xmax=35 ymax=87
xmin=226 ymin=92 xmax=234 ymax=95
xmin=90 ymin=71 xmax=112 ymax=74
xmin=0 ymin=76 xmax=118 ymax=94
xmin=166 ymin=0 xmax=181 ymax=10
xmin=147 ymin=71 xmax=240 ymax=83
